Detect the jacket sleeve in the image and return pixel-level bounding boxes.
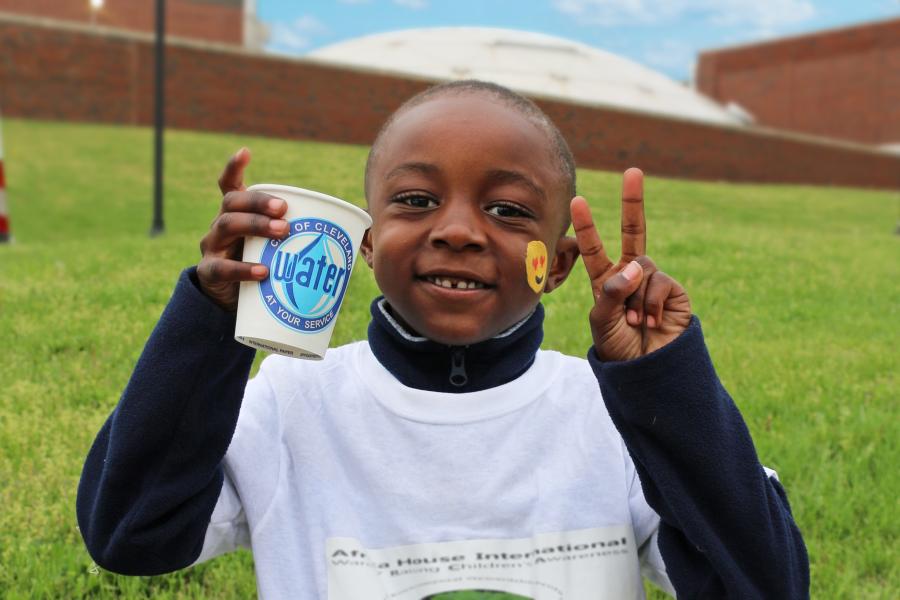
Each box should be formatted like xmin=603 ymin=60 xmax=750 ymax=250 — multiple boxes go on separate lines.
xmin=588 ymin=316 xmax=809 ymax=599
xmin=76 ymin=267 xmax=256 ymax=575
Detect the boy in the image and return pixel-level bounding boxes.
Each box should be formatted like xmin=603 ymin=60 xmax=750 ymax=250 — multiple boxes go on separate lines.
xmin=77 ymin=81 xmax=808 ymax=598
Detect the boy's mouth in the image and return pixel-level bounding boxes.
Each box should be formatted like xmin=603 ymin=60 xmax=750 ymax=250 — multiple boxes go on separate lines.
xmin=423 ymin=275 xmax=487 ymax=290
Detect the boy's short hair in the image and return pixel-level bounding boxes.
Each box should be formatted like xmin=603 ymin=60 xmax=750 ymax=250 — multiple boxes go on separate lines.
xmin=365 ymin=80 xmax=577 ymax=210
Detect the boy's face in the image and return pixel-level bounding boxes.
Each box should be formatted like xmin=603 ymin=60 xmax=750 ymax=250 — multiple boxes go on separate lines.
xmin=363 ymin=94 xmax=577 ymax=346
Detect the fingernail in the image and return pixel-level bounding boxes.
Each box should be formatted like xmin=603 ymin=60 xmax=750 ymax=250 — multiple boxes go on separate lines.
xmin=647 ymin=315 xmax=657 ymax=328
xmin=251 ymin=265 xmax=267 ymax=278
xmin=269 ymin=219 xmax=286 ymax=234
xmin=627 ymin=309 xmax=639 ymax=325
xmin=622 ymin=261 xmax=641 ymax=281
xmin=268 ymin=198 xmax=284 ymax=212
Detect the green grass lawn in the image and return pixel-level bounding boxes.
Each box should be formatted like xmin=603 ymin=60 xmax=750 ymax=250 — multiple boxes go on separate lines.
xmin=0 ymin=119 xmax=897 ymax=598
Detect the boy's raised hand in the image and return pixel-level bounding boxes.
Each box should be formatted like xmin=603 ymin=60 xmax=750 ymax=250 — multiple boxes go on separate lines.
xmin=197 ymin=148 xmax=290 ymax=311
xmin=571 ymin=168 xmax=692 ymax=362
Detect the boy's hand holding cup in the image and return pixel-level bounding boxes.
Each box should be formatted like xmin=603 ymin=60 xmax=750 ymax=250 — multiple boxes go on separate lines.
xmin=198 ymin=148 xmax=289 ymax=311
xmin=198 ymin=148 xmax=372 ymax=360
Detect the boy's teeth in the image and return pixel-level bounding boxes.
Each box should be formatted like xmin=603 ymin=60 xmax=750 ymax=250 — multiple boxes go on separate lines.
xmin=427 ymin=276 xmax=484 ymax=289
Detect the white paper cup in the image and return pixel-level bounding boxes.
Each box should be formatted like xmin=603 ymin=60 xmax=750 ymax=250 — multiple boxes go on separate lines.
xmin=235 ymin=184 xmax=372 ymax=359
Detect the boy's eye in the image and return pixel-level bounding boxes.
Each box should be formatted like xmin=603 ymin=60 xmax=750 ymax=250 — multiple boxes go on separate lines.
xmin=394 ymin=193 xmax=438 ymax=209
xmin=486 ymin=203 xmax=533 ymax=219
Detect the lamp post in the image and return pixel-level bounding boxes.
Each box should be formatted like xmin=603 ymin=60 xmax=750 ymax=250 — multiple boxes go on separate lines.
xmin=150 ymin=0 xmax=166 ymax=236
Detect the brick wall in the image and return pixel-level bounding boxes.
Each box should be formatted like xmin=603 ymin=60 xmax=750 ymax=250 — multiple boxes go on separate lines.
xmin=697 ymin=18 xmax=900 ymax=146
xmin=1 ymin=14 xmax=897 ymax=190
xmin=0 ymin=0 xmax=242 ymax=45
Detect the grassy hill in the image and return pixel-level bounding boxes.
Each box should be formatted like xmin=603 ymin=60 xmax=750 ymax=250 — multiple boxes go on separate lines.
xmin=0 ymin=119 xmax=897 ymax=598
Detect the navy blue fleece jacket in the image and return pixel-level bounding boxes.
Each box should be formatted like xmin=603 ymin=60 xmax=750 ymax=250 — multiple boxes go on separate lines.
xmin=77 ymin=267 xmax=808 ymax=597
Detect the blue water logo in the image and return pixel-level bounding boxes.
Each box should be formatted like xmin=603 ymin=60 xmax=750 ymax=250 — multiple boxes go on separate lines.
xmin=259 ymin=218 xmax=354 ymax=333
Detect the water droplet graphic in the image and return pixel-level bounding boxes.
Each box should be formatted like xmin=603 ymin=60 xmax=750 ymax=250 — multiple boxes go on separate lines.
xmin=275 ymin=232 xmax=343 ymax=318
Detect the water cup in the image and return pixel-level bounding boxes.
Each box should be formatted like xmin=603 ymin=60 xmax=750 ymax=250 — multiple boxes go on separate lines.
xmin=234 ymin=184 xmax=372 ymax=359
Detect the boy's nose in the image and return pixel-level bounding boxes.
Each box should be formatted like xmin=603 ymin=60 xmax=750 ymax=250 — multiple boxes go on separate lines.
xmin=427 ymin=201 xmax=487 ymax=251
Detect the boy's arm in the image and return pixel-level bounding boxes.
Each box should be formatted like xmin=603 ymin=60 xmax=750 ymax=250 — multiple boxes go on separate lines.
xmin=76 ymin=267 xmax=255 ymax=575
xmin=589 ymin=318 xmax=809 ymax=598
xmin=570 ymin=170 xmax=808 ymax=598
xmin=77 ymin=149 xmax=289 ymax=574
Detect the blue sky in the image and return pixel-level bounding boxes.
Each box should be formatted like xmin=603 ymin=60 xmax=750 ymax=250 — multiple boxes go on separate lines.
xmin=258 ymin=0 xmax=899 ymax=82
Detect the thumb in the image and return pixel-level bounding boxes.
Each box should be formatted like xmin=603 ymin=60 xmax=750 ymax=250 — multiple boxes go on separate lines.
xmin=595 ymin=260 xmax=643 ymax=316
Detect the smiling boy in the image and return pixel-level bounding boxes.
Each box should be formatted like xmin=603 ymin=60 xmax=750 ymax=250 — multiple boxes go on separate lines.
xmin=361 ymin=90 xmax=577 ymax=347
xmin=77 ymin=81 xmax=808 ymax=598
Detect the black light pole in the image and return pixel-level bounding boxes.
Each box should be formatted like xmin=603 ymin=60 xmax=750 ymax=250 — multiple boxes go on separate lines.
xmin=150 ymin=0 xmax=166 ymax=236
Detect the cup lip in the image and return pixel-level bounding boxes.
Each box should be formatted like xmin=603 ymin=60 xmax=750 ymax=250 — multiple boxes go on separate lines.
xmin=247 ymin=183 xmax=372 ymax=227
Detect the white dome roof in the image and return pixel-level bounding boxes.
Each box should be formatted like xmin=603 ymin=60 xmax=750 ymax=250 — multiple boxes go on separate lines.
xmin=307 ymin=27 xmax=744 ymax=127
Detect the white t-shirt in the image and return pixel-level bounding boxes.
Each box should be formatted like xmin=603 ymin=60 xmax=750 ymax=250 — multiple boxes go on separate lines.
xmin=196 ymin=341 xmax=674 ymax=599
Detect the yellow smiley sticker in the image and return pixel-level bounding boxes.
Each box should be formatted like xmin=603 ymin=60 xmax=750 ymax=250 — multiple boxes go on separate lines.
xmin=525 ymin=240 xmax=548 ymax=293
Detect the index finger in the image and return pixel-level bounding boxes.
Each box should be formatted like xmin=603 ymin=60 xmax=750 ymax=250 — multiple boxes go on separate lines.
xmin=571 ymin=196 xmax=615 ymax=284
xmin=620 ymin=167 xmax=646 ymax=262
xmin=218 ymin=147 xmax=251 ymax=195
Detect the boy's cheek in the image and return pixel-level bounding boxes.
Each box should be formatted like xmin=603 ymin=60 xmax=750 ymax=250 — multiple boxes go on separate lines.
xmin=525 ymin=240 xmax=548 ymax=294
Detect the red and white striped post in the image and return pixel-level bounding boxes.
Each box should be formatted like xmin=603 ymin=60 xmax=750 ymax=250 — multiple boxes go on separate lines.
xmin=0 ymin=113 xmax=9 ymax=243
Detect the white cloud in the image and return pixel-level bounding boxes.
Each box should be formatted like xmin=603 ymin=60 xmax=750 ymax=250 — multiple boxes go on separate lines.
xmin=269 ymin=15 xmax=328 ymax=52
xmin=553 ymin=0 xmax=681 ymax=26
xmin=393 ymin=0 xmax=429 ymax=9
xmin=707 ymin=0 xmax=815 ymax=29
xmin=553 ymin=0 xmax=815 ymax=29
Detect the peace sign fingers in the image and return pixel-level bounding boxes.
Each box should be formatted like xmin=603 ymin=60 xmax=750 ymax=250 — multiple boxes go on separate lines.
xmin=571 ymin=195 xmax=615 ymax=293
xmin=619 ymin=167 xmax=646 ymax=263
xmin=572 ymin=168 xmax=692 ymax=361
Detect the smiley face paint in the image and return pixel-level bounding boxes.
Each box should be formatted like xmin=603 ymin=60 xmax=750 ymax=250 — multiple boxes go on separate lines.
xmin=525 ymin=240 xmax=548 ymax=293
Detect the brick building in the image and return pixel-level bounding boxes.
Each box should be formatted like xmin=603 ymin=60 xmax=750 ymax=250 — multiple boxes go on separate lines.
xmin=697 ymin=18 xmax=900 ymax=148
xmin=0 ymin=9 xmax=897 ymax=189
xmin=0 ymin=0 xmax=266 ymax=48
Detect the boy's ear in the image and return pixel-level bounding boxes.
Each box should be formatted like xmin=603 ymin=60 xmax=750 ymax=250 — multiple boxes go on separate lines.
xmin=361 ymin=229 xmax=374 ymax=269
xmin=543 ymin=236 xmax=579 ymax=294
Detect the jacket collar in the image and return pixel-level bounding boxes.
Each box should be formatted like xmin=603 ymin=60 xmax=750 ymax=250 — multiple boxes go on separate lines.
xmin=367 ymin=297 xmax=544 ymax=393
